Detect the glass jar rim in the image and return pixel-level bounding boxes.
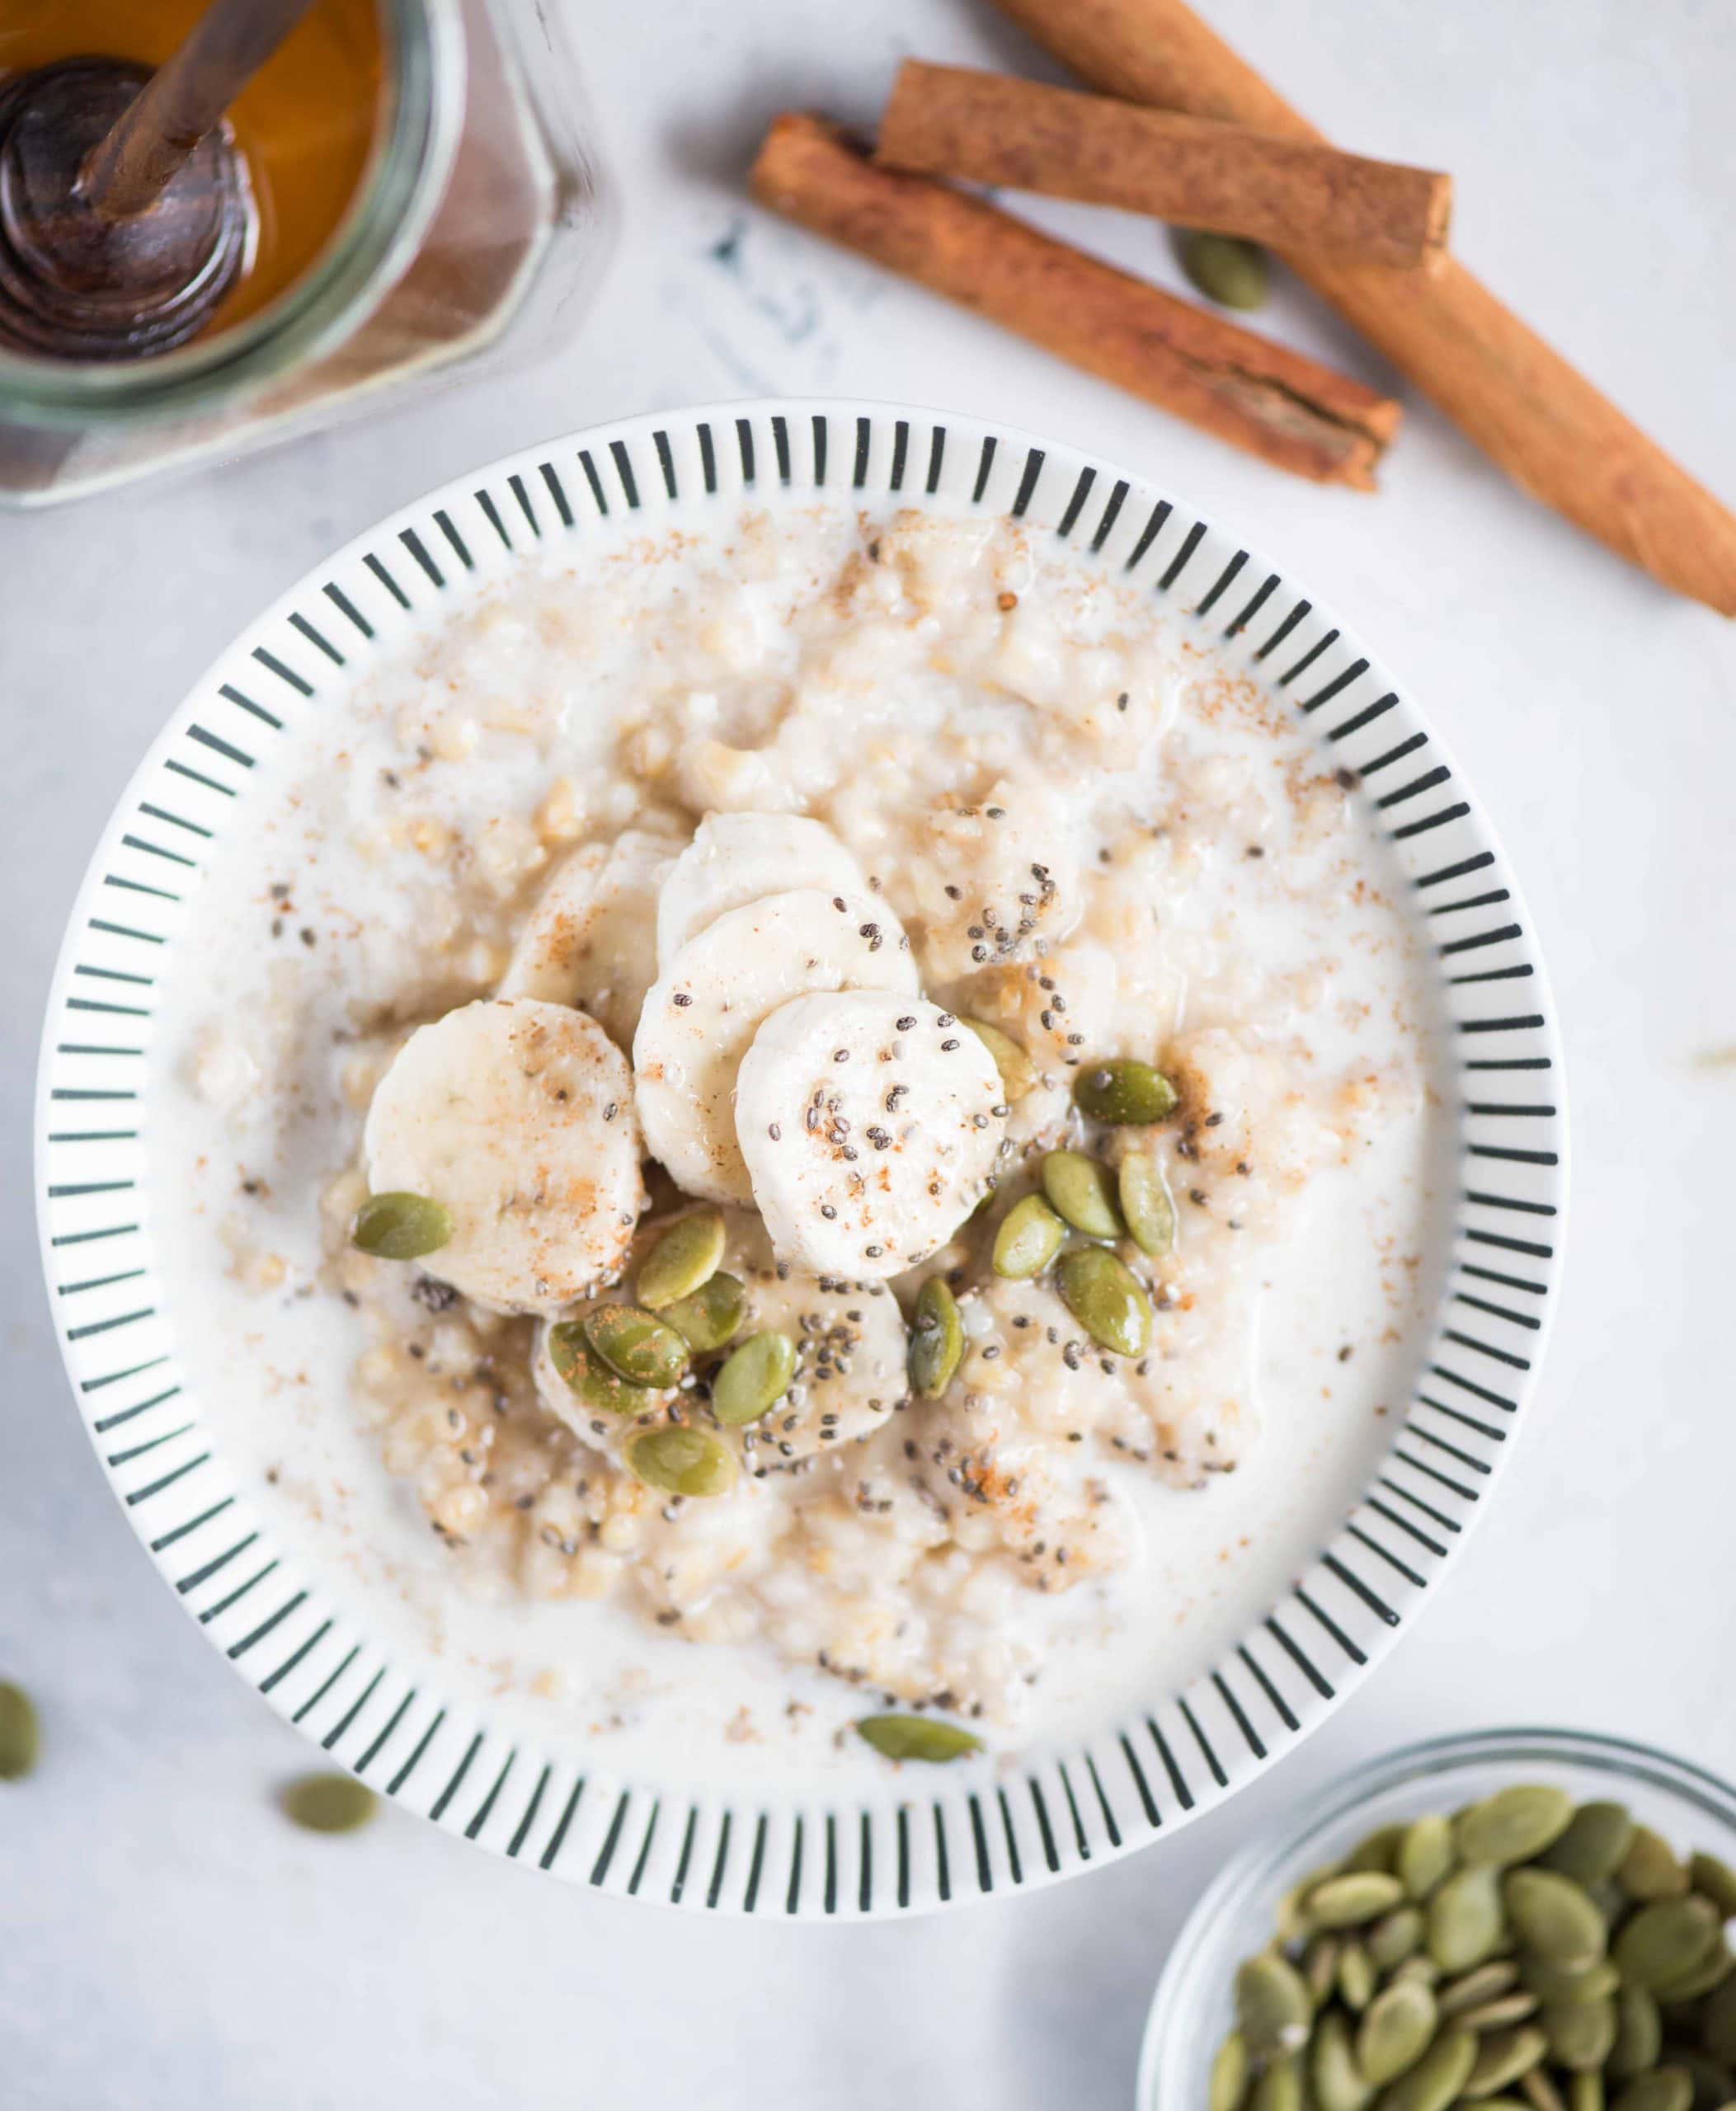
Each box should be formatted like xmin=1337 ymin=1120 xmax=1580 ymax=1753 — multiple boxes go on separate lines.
xmin=0 ymin=0 xmax=465 ymax=429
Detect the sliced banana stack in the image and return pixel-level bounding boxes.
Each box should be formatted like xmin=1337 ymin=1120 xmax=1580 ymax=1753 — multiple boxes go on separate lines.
xmin=654 ymin=811 xmax=868 ymax=964
xmin=736 ymin=991 xmax=1004 ymax=1279
xmin=363 ymin=998 xmax=643 ymax=1314
xmin=633 ymin=887 xmax=919 ymax=1205
xmin=498 ymin=828 xmax=676 ymax=1050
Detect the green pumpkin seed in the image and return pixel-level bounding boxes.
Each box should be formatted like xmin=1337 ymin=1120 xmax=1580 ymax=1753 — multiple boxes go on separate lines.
xmin=1691 ymin=1853 xmax=1736 ymax=1919
xmin=280 ymin=1771 xmax=378 ymax=1834
xmin=1041 ymin=1150 xmax=1125 ymax=1238
xmin=1431 ymin=1863 xmax=1507 ymax=1973
xmin=1612 ymin=1897 xmax=1722 ymax=1991
xmin=548 ymin=1322 xmax=655 ymax=1414
xmin=1570 ymin=2077 xmax=1606 ymax=2111
xmin=1056 ymin=1246 xmax=1153 ymax=1356
xmin=1210 ymin=2030 xmax=1250 ymax=2111
xmin=1544 ymin=1803 xmax=1636 ymax=1887
xmin=710 ymin=1330 xmax=796 ymax=1426
xmin=1381 ymin=2025 xmax=1478 ymax=2111
xmin=1652 ymin=1939 xmax=1733 ymax=2001
xmin=1117 ymin=1150 xmax=1176 ymax=1257
xmin=1344 ymin=1824 xmax=1410 ymax=1875
xmin=992 ymin=1193 xmax=1066 ymax=1280
xmin=1251 ymin=2060 xmax=1303 ymax=2111
xmin=1303 ymin=1932 xmax=1341 ymax=2005
xmin=1504 ymin=1869 xmax=1608 ymax=1969
xmin=964 ymin=1018 xmax=1037 ymax=1103
xmin=1370 ymin=1906 xmax=1426 ymax=1970
xmin=1390 ymin=1955 xmax=1441 ymax=1988
xmin=854 ymin=1714 xmax=981 ymax=1763
xmin=624 ymin=1424 xmax=737 ymax=1498
xmin=1458 ymin=1786 xmax=1576 ymax=1868
xmin=351 ymin=1190 xmax=453 ymax=1259
xmin=1177 ymin=228 xmax=1270 ymax=312
xmin=1440 ymin=1962 xmax=1523 ymax=2017
xmin=1525 ymin=2069 xmax=1569 ymax=2111
xmin=1610 ymin=2073 xmax=1694 ymax=2111
xmin=661 ymin=1270 xmax=749 ymax=1354
xmin=1338 ymin=1939 xmax=1377 ymax=2010
xmin=1357 ymin=1977 xmax=1437 ymax=2084
xmin=1310 ymin=1871 xmax=1409 ymax=1929
xmin=1277 ymin=1863 xmax=1344 ymax=1943
xmin=1465 ymin=2029 xmax=1550 ymax=2099
xmin=1619 ymin=1827 xmax=1691 ymax=1902
xmin=636 ymin=1208 xmax=726 ymax=1309
xmin=1072 ymin=1056 xmax=1179 ymax=1126
xmin=1457 ymin=1992 xmax=1541 ymax=2029
xmin=1521 ymin=1957 xmax=1620 ymax=2005
xmin=907 ymin=1276 xmax=964 ymax=1398
xmin=0 ymin=1680 xmax=40 ymax=1780
xmin=1543 ymin=1995 xmax=1619 ymax=2070
xmin=1708 ymin=1977 xmax=1736 ymax=2064
xmin=1314 ymin=2012 xmax=1376 ymax=2111
xmin=584 ymin=1305 xmax=689 ymax=1387
xmin=1235 ymin=1951 xmax=1313 ymax=2059
xmin=1607 ymin=1986 xmax=1661 ymax=2080
xmin=1400 ymin=1813 xmax=1457 ymax=1901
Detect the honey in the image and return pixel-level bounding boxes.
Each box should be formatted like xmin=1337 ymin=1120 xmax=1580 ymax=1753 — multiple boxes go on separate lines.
xmin=0 ymin=0 xmax=382 ymax=336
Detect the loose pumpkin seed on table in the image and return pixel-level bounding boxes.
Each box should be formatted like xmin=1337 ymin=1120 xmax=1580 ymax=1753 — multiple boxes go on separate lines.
xmin=1177 ymin=228 xmax=1271 ymax=312
xmin=280 ymin=1771 xmax=378 ymax=1834
xmin=854 ymin=1714 xmax=981 ymax=1763
xmin=0 ymin=1679 xmax=40 ymax=1780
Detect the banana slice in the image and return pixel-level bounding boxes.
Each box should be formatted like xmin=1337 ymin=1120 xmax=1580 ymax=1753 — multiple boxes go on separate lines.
xmin=736 ymin=990 xmax=1004 ymax=1278
xmin=499 ymin=829 xmax=675 ymax=1050
xmin=364 ymin=998 xmax=643 ymax=1314
xmin=655 ymin=811 xmax=867 ymax=966
xmin=633 ymin=889 xmax=919 ymax=1205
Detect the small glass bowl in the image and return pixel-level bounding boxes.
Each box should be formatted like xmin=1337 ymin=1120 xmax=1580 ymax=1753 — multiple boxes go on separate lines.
xmin=1137 ymin=1727 xmax=1736 ymax=2111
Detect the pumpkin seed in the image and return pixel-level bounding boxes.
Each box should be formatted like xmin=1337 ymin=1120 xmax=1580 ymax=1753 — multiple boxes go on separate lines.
xmin=1543 ymin=1995 xmax=1619 ymax=2070
xmin=1056 ymin=1246 xmax=1153 ymax=1356
xmin=1612 ymin=1897 xmax=1721 ymax=1991
xmin=1652 ymin=1939 xmax=1733 ymax=2002
xmin=661 ymin=1270 xmax=748 ymax=1354
xmin=1440 ymin=1963 xmax=1524 ymax=2016
xmin=1313 ymin=2011 xmax=1375 ymax=2111
xmin=1235 ymin=1950 xmax=1313 ymax=2058
xmin=710 ymin=1330 xmax=796 ymax=1425
xmin=1503 ymin=1869 xmax=1608 ymax=1969
xmin=1465 ymin=2029 xmax=1550 ymax=2098
xmin=1544 ymin=1803 xmax=1636 ymax=1887
xmin=1278 ymin=1864 xmax=1345 ymax=1943
xmin=636 ymin=1208 xmax=726 ymax=1309
xmin=350 ymin=1190 xmax=453 ymax=1259
xmin=1525 ymin=2070 xmax=1569 ymax=2111
xmin=1521 ymin=1957 xmax=1621 ymax=2005
xmin=907 ymin=1276 xmax=964 ymax=1398
xmin=1210 ymin=2031 xmax=1250 ymax=2111
xmin=1303 ymin=1933 xmax=1341 ymax=2005
xmin=1390 ymin=1956 xmax=1440 ymax=1988
xmin=991 ymin=1193 xmax=1066 ymax=1280
xmin=1252 ymin=2061 xmax=1303 ymax=2111
xmin=964 ymin=1018 xmax=1037 ymax=1103
xmin=1691 ymin=1853 xmax=1736 ymax=1919
xmin=1381 ymin=2025 xmax=1478 ymax=2111
xmin=1571 ymin=2077 xmax=1607 ymax=2111
xmin=1370 ymin=1906 xmax=1426 ymax=1970
xmin=1458 ymin=1786 xmax=1576 ymax=1868
xmin=1610 ymin=2073 xmax=1693 ymax=2111
xmin=1310 ymin=1871 xmax=1409 ymax=1929
xmin=1607 ymin=1985 xmax=1661 ymax=2080
xmin=1344 ymin=1825 xmax=1409 ymax=1875
xmin=1458 ymin=1993 xmax=1541 ymax=2029
xmin=1177 ymin=228 xmax=1270 ymax=312
xmin=854 ymin=1714 xmax=981 ymax=1763
xmin=1339 ymin=1939 xmax=1377 ymax=2010
xmin=1400 ymin=1813 xmax=1457 ymax=1901
xmin=1709 ymin=1977 xmax=1736 ymax=2063
xmin=1431 ymin=1863 xmax=1507 ymax=1972
xmin=1117 ymin=1150 xmax=1176 ymax=1257
xmin=280 ymin=1771 xmax=378 ymax=1834
xmin=1619 ymin=1827 xmax=1691 ymax=1902
xmin=1357 ymin=1977 xmax=1437 ymax=2084
xmin=584 ymin=1305 xmax=689 ymax=1387
xmin=1041 ymin=1150 xmax=1125 ymax=1238
xmin=1072 ymin=1056 xmax=1178 ymax=1126
xmin=0 ymin=1680 xmax=40 ymax=1780
xmin=624 ymin=1424 xmax=737 ymax=1498
xmin=548 ymin=1322 xmax=654 ymax=1414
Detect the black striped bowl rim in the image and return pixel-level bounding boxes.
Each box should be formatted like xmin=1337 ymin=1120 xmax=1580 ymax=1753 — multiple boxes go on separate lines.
xmin=35 ymin=402 xmax=1568 ymax=1918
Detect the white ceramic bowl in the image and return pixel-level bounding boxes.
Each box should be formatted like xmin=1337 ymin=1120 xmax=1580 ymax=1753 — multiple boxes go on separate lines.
xmin=35 ymin=401 xmax=1567 ymax=1916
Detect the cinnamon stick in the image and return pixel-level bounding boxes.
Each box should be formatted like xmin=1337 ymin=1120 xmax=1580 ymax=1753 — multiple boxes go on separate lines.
xmin=750 ymin=114 xmax=1399 ymax=491
xmin=877 ymin=62 xmax=1450 ymax=271
xmin=989 ymin=0 xmax=1736 ymax=616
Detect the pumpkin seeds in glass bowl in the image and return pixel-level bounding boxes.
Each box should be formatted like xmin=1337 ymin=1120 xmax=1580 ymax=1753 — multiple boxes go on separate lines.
xmin=1137 ymin=1730 xmax=1736 ymax=2111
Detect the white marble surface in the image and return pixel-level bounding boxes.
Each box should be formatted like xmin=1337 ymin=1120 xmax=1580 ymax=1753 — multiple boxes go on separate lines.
xmin=4 ymin=1 xmax=1735 ymax=2104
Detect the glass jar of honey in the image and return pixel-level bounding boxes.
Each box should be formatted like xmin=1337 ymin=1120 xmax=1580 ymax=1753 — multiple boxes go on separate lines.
xmin=0 ymin=0 xmax=609 ymax=504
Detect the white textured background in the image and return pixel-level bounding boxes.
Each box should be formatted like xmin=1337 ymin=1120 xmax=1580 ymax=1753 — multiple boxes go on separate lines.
xmin=4 ymin=2 xmax=1735 ymax=2105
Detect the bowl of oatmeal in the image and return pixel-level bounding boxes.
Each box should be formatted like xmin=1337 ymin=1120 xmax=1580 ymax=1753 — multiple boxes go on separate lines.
xmin=35 ymin=402 xmax=1566 ymax=1916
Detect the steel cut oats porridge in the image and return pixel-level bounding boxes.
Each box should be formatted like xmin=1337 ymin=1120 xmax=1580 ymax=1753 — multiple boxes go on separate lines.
xmin=158 ymin=500 xmax=1444 ymax=1761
